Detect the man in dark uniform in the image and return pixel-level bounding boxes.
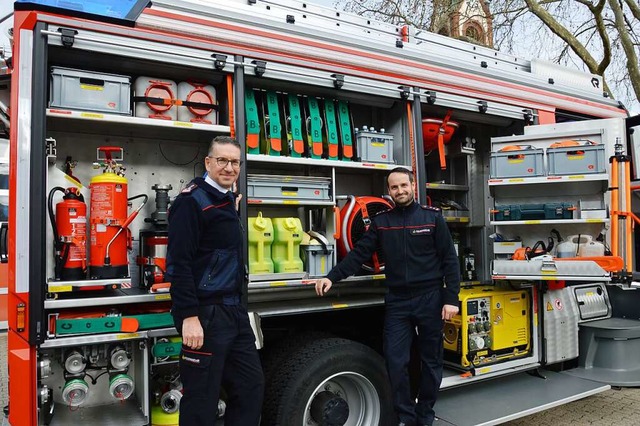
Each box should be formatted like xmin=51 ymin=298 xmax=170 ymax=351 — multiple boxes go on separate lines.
xmin=316 ymin=167 xmax=460 ymax=426
xmin=167 ymin=136 xmax=264 ymax=425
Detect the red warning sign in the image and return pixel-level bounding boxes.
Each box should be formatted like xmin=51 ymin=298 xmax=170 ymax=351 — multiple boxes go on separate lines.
xmin=554 ymin=299 xmax=563 ymax=310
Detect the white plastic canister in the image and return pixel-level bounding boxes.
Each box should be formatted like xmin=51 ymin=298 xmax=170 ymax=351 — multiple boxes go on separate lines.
xmin=177 ymin=81 xmax=217 ymax=124
xmin=556 ymin=235 xmax=604 ymax=257
xmin=134 ymin=77 xmax=178 ymax=120
xmin=578 ymin=235 xmax=605 ymax=257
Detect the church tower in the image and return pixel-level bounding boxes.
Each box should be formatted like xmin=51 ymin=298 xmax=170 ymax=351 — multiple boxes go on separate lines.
xmin=431 ymin=0 xmax=494 ymax=48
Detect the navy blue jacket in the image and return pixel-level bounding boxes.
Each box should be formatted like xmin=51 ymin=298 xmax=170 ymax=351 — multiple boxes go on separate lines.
xmin=326 ymin=201 xmax=460 ymax=305
xmin=167 ymin=177 xmax=243 ymax=319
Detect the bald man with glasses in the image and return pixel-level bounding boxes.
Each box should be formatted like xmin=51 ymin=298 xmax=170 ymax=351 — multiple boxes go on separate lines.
xmin=167 ymin=136 xmax=264 ymax=425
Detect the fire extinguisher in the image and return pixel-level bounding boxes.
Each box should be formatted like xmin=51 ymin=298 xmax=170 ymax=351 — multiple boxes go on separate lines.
xmin=47 ymin=186 xmax=87 ymax=281
xmin=138 ymin=184 xmax=172 ymax=289
xmin=89 ymin=147 xmax=148 ymax=280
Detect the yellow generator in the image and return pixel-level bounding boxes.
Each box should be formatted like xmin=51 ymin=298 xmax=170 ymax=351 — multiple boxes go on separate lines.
xmin=444 ymin=286 xmax=531 ymax=369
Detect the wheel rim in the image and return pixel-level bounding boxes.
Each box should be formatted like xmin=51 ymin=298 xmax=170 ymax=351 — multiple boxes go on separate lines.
xmin=303 ymin=371 xmax=381 ymax=426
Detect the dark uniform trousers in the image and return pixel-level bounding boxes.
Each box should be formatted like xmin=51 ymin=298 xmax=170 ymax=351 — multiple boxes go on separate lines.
xmin=384 ymin=288 xmax=444 ymax=426
xmin=174 ymin=304 xmax=264 ymax=426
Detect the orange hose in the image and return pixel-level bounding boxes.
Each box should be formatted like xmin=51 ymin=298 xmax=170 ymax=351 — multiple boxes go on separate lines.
xmin=226 ymin=74 xmax=235 ymax=138
xmin=626 ymin=163 xmax=633 ymax=272
xmin=611 ymin=159 xmax=618 ymax=257
xmin=406 ymin=102 xmax=417 ymax=198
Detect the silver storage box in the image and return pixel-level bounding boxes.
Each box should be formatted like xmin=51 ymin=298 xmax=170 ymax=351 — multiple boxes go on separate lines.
xmin=493 ymin=241 xmax=522 ymax=257
xmin=247 ymin=175 xmax=331 ymax=201
xmin=301 ymin=244 xmax=335 ymax=277
xmin=490 ymin=146 xmax=544 ymax=178
xmin=547 ymin=144 xmax=605 ymax=175
xmin=49 ymin=67 xmax=131 ymax=115
xmin=355 ymin=130 xmax=394 ymax=164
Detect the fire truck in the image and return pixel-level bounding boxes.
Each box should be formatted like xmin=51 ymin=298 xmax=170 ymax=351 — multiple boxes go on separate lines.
xmin=3 ymin=0 xmax=640 ymax=425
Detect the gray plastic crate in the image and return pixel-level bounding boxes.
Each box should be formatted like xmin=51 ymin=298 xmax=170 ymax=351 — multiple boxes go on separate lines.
xmin=301 ymin=244 xmax=334 ymax=277
xmin=355 ymin=130 xmax=394 ymax=164
xmin=247 ymin=175 xmax=331 ymax=201
xmin=50 ymin=67 xmax=131 ymax=115
xmin=547 ymin=144 xmax=605 ymax=175
xmin=490 ymin=147 xmax=544 ymax=178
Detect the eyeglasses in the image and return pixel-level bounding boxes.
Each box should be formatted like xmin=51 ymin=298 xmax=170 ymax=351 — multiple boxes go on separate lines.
xmin=207 ymin=156 xmax=243 ymax=169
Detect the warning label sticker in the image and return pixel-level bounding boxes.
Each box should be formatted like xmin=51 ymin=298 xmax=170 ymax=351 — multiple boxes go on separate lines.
xmin=554 ymin=299 xmax=563 ymax=310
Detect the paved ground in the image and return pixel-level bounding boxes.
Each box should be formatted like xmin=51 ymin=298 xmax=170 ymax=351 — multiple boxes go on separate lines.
xmin=1 ymin=331 xmax=639 ymax=425
xmin=503 ymin=387 xmax=640 ymax=426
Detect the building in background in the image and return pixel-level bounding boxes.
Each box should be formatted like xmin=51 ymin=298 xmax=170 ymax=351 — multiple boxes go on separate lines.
xmin=431 ymin=0 xmax=493 ymax=47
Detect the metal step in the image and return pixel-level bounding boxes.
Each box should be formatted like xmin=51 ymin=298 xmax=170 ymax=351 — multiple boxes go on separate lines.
xmin=563 ymin=318 xmax=640 ymax=386
xmin=434 ymin=369 xmax=609 ymax=426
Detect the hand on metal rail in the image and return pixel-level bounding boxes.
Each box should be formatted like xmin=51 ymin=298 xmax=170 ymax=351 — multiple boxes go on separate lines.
xmin=315 ymin=278 xmax=333 ymax=296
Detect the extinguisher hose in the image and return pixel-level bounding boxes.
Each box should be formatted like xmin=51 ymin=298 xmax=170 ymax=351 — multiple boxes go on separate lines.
xmin=104 ymin=194 xmax=149 ymax=265
xmin=47 ymin=186 xmax=67 ymax=279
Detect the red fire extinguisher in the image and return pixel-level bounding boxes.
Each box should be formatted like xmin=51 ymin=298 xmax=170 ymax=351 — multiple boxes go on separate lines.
xmin=89 ymin=147 xmax=148 ymax=280
xmin=48 ymin=186 xmax=87 ymax=281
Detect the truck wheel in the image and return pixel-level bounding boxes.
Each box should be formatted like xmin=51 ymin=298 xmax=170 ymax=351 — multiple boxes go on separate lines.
xmin=261 ymin=331 xmax=332 ymax=387
xmin=262 ymin=337 xmax=394 ymax=426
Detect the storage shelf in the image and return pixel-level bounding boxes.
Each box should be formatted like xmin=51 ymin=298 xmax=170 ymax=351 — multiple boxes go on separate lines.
xmin=488 ymin=173 xmax=609 ymax=186
xmin=247 ymin=153 xmax=409 ymax=171
xmin=47 ymin=278 xmax=133 ymax=293
xmin=47 ymin=108 xmax=230 ymax=131
xmin=492 ymin=274 xmax=611 ymax=282
xmin=46 ymin=108 xmax=230 ymax=141
xmin=47 ymin=399 xmax=146 ymax=425
xmin=247 ymin=199 xmax=334 ymax=206
xmin=44 ymin=287 xmax=170 ymax=309
xmin=42 ymin=330 xmax=152 ymax=348
xmin=248 ymin=274 xmax=386 ymax=289
xmin=426 ymin=182 xmax=469 ymax=191
xmin=491 ymin=218 xmax=608 ymax=225
xmin=492 ymin=259 xmax=610 ymax=281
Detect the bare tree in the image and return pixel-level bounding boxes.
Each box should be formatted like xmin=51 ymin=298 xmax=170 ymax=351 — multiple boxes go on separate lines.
xmin=337 ymin=0 xmax=640 ymax=112
xmin=493 ymin=0 xmax=639 ymax=110
xmin=339 ymin=0 xmax=432 ymax=27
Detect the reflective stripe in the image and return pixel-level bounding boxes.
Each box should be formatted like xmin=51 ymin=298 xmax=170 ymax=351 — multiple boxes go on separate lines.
xmin=15 ymin=29 xmax=33 ymax=294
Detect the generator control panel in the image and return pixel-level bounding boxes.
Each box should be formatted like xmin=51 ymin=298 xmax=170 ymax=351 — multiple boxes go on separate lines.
xmin=444 ymin=287 xmax=531 ymax=369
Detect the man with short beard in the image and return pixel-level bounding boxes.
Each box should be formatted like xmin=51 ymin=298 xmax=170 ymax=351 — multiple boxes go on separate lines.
xmin=316 ymin=167 xmax=460 ymax=426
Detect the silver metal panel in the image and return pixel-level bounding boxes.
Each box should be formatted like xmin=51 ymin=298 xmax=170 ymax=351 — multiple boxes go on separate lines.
xmin=435 ymin=370 xmax=610 ymax=426
xmin=44 ymin=27 xmax=236 ymax=73
xmin=40 ymin=341 xmax=147 ymax=424
xmin=492 ymin=259 xmax=609 ymax=279
xmin=44 ymin=290 xmax=170 ymax=310
xmin=15 ymin=29 xmax=33 ymax=294
xmin=249 ymin=294 xmax=385 ymax=317
xmin=247 ymin=153 xmax=410 ymax=171
xmin=531 ymin=59 xmax=603 ymax=94
xmin=440 ymin=360 xmax=541 ymax=389
xmin=48 ymin=399 xmax=146 ymax=425
xmin=492 ymin=129 xmax=606 ymax=153
xmin=41 ymin=332 xmax=147 ymax=348
xmin=523 ymin=118 xmax=626 ymax=161
xmin=630 ymin=122 xmax=640 ymax=179
xmin=542 ymin=288 xmax=580 ymax=364
xmin=45 ymin=128 xmax=212 ymax=281
xmin=573 ymin=283 xmax=611 ymax=321
xmin=244 ymin=58 xmax=411 ymax=101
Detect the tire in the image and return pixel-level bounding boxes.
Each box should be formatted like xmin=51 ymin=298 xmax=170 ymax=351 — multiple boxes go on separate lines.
xmin=261 ymin=331 xmax=333 ymax=388
xmin=262 ymin=337 xmax=395 ymax=426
